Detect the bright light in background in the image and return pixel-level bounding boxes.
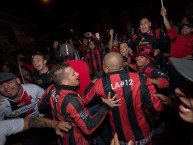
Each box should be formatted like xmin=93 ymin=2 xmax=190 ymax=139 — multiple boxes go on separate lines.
xmin=70 ymin=28 xmax=74 ymax=32
xmin=42 ymin=0 xmax=49 ymax=3
xmin=41 ymin=0 xmax=50 ymax=4
xmin=39 ymin=0 xmax=52 ymax=7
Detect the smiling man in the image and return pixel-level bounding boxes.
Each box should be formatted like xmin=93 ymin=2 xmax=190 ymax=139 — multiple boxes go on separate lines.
xmin=31 ymin=52 xmax=54 ymax=90
xmin=0 ymin=72 xmax=46 ymax=145
xmin=154 ymin=58 xmax=193 ymax=123
xmin=131 ymin=46 xmax=169 ymax=91
xmin=0 ymin=72 xmax=45 ymax=120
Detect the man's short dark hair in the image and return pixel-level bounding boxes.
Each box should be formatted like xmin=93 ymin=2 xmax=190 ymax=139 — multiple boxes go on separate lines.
xmin=51 ymin=63 xmax=70 ymax=84
xmin=31 ymin=52 xmax=47 ymax=62
xmin=182 ymin=22 xmax=193 ymax=28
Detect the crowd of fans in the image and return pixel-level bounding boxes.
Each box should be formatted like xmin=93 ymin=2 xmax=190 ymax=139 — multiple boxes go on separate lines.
xmin=0 ymin=7 xmax=193 ymax=145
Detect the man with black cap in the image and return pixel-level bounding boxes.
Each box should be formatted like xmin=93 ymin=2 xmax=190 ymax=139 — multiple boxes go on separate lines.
xmin=0 ymin=72 xmax=47 ymax=145
xmin=0 ymin=72 xmax=45 ymax=120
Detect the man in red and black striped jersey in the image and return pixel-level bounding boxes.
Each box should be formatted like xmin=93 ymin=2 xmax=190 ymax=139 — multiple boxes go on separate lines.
xmin=132 ymin=46 xmax=169 ymax=91
xmin=82 ymin=52 xmax=164 ymax=145
xmin=38 ymin=63 xmax=119 ymax=145
xmin=85 ymin=40 xmax=103 ymax=78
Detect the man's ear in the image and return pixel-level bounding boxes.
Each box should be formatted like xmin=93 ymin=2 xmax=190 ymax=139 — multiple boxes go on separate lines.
xmin=16 ymin=78 xmax=21 ymax=84
xmin=61 ymin=79 xmax=68 ymax=85
xmin=43 ymin=60 xmax=47 ymax=64
xmin=147 ymin=59 xmax=150 ymax=64
xmin=191 ymin=28 xmax=193 ymax=33
xmin=103 ymin=65 xmax=109 ymax=73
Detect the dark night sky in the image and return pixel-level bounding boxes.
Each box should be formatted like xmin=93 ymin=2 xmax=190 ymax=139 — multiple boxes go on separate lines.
xmin=0 ymin=0 xmax=192 ymax=61
xmin=0 ymin=0 xmax=192 ymax=38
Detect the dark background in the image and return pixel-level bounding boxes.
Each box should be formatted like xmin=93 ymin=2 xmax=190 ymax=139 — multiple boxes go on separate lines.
xmin=0 ymin=0 xmax=192 ymax=61
xmin=0 ymin=0 xmax=192 ymax=35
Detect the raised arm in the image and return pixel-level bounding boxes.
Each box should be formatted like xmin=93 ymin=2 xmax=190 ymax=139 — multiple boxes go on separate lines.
xmin=160 ymin=8 xmax=171 ymax=30
xmin=108 ymin=29 xmax=114 ymax=51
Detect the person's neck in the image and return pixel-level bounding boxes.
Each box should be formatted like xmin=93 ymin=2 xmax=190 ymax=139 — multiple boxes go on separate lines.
xmin=39 ymin=66 xmax=48 ymax=74
xmin=138 ymin=61 xmax=150 ymax=68
xmin=14 ymin=86 xmax=23 ymax=101
xmin=109 ymin=68 xmax=123 ymax=72
xmin=125 ymin=54 xmax=129 ymax=58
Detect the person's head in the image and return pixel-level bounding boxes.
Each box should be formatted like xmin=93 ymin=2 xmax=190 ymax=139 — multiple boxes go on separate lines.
xmin=113 ymin=39 xmax=120 ymax=48
xmin=103 ymin=52 xmax=124 ymax=73
xmin=170 ymin=58 xmax=193 ymax=123
xmin=0 ymin=72 xmax=21 ymax=99
xmin=82 ymin=38 xmax=89 ymax=46
xmin=51 ymin=63 xmax=79 ymax=86
xmin=134 ymin=46 xmax=154 ymax=67
xmin=17 ymin=53 xmax=25 ymax=63
xmin=1 ymin=63 xmax=12 ymax=72
xmin=119 ymin=42 xmax=132 ymax=57
xmin=31 ymin=52 xmax=48 ymax=73
xmin=139 ymin=17 xmax=151 ymax=33
xmin=181 ymin=23 xmax=193 ymax=36
xmin=17 ymin=57 xmax=28 ymax=65
xmin=19 ymin=66 xmax=32 ymax=82
xmin=88 ymin=40 xmax=96 ymax=50
xmin=121 ymin=34 xmax=127 ymax=41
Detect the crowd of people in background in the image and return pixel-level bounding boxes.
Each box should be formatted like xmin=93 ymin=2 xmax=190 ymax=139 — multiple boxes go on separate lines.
xmin=0 ymin=7 xmax=193 ymax=145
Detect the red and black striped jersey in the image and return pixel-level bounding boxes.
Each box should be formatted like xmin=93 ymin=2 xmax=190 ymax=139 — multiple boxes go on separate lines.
xmin=85 ymin=48 xmax=103 ymax=73
xmin=137 ymin=62 xmax=169 ymax=89
xmin=38 ymin=84 xmax=110 ymax=145
xmin=83 ymin=70 xmax=163 ymax=145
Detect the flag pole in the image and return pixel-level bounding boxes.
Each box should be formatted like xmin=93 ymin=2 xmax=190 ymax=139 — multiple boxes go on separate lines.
xmin=161 ymin=0 xmax=166 ymax=21
xmin=18 ymin=63 xmax=25 ymax=84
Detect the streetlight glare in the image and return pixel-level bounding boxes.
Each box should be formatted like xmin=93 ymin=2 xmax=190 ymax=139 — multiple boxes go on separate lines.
xmin=42 ymin=0 xmax=49 ymax=3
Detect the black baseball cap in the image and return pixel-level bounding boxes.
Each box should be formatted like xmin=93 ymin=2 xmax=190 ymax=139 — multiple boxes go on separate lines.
xmin=0 ymin=72 xmax=16 ymax=84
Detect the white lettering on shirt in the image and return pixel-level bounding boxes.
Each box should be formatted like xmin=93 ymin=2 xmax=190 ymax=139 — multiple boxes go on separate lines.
xmin=135 ymin=130 xmax=154 ymax=145
xmin=111 ymin=79 xmax=133 ymax=90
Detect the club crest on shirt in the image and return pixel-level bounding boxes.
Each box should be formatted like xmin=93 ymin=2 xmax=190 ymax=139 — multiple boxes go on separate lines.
xmin=36 ymin=79 xmax=43 ymax=84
